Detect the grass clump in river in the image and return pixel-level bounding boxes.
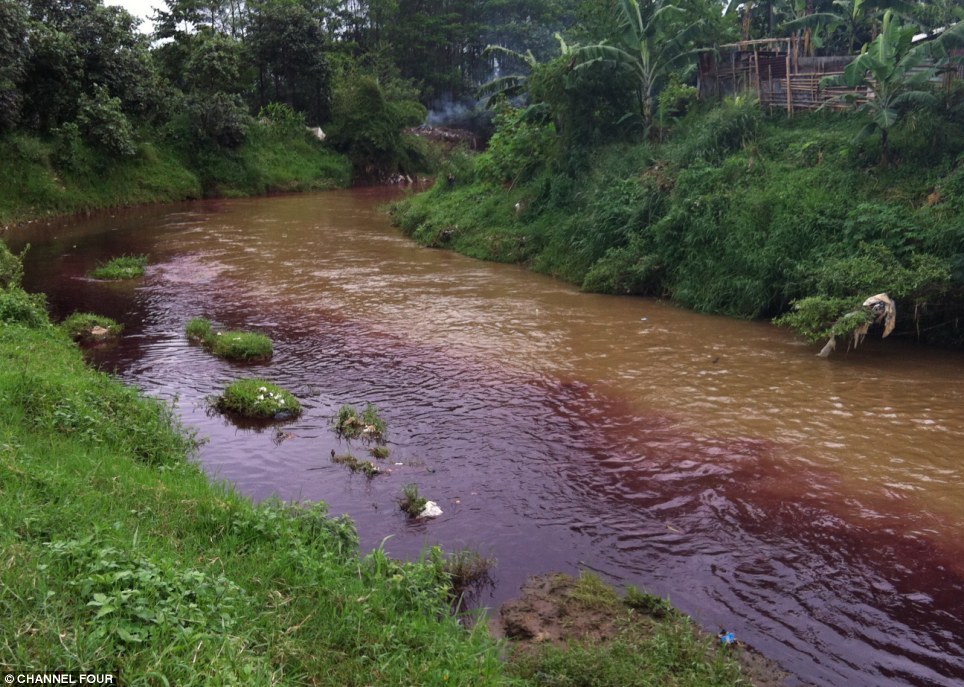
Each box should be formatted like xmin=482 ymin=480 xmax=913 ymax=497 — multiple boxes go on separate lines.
xmin=89 ymin=254 xmax=148 ymax=280
xmin=399 ymin=483 xmax=428 ymax=517
xmin=332 ymin=451 xmax=381 ymax=477
xmin=61 ymin=312 xmax=123 ymax=343
xmin=214 ymin=378 xmax=301 ymax=420
xmin=186 ymin=317 xmax=273 ymax=362
xmin=369 ymin=445 xmax=391 ymax=459
xmin=335 ymin=402 xmax=387 ymax=440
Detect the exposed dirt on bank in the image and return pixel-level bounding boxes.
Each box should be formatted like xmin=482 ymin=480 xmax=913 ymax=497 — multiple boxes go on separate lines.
xmin=491 ymin=573 xmax=797 ymax=687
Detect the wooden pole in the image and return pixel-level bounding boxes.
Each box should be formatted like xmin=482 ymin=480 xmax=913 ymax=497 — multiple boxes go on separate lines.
xmin=786 ymin=52 xmax=793 ymax=116
xmin=754 ymin=49 xmax=761 ymax=102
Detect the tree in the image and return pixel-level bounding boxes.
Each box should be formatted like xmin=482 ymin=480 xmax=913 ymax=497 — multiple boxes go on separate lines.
xmin=19 ymin=1 xmax=161 ymax=131
xmin=781 ymin=0 xmax=918 ymax=55
xmin=248 ymin=0 xmax=333 ymax=125
xmin=571 ymin=0 xmax=704 ymax=130
xmin=0 ymin=0 xmax=30 ymax=131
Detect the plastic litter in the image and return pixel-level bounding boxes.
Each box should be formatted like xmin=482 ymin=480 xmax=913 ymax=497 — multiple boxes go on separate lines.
xmin=419 ymin=501 xmax=443 ymax=518
xmin=719 ymin=631 xmax=737 ymax=645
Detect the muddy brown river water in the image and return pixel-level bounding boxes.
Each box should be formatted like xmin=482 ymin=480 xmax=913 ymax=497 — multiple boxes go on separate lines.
xmin=6 ymin=188 xmax=964 ymax=687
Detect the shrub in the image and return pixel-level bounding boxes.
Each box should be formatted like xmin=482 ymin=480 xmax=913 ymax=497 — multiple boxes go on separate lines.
xmin=0 ymin=240 xmax=25 ymax=288
xmin=475 ymin=104 xmax=557 ymax=185
xmin=89 ymin=254 xmax=148 ymax=280
xmin=677 ymin=96 xmax=761 ymax=163
xmin=215 ymin=379 xmax=301 ymax=420
xmin=0 ymin=288 xmax=48 ymax=328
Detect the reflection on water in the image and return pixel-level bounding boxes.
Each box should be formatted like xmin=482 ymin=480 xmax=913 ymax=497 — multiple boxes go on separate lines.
xmin=7 ymin=189 xmax=964 ymax=687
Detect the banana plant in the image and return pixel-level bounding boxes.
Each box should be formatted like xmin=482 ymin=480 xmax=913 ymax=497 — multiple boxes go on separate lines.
xmin=570 ymin=0 xmax=705 ymax=130
xmin=820 ymin=10 xmax=964 ymax=164
xmin=477 ymin=34 xmax=575 ymax=107
xmin=781 ymin=0 xmax=918 ymax=54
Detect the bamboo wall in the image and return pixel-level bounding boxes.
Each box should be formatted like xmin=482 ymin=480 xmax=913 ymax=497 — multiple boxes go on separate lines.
xmin=700 ymin=43 xmax=964 ymax=115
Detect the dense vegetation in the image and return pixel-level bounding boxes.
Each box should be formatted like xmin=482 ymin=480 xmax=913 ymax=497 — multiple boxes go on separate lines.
xmin=392 ymin=1 xmax=964 ymax=350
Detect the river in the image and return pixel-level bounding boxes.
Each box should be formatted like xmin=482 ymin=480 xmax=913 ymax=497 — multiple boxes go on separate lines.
xmin=6 ymin=188 xmax=964 ymax=687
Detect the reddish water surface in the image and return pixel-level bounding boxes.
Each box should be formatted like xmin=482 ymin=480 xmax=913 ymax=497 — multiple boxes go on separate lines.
xmin=7 ymin=188 xmax=964 ymax=687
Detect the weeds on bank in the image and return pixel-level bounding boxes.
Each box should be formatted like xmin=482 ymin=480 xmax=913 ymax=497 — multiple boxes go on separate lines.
xmin=214 ymin=379 xmax=301 ymax=420
xmin=186 ymin=317 xmax=273 ymax=362
xmin=89 ymin=254 xmax=148 ymax=280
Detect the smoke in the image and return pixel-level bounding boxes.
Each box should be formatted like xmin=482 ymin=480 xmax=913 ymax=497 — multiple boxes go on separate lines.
xmin=425 ymin=94 xmax=493 ymax=134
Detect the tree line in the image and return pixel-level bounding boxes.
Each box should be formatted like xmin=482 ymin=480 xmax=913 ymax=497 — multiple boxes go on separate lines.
xmin=1 ymin=0 xmax=962 ymax=177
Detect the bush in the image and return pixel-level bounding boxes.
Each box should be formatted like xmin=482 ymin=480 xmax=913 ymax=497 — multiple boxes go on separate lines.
xmin=0 ymin=288 xmax=48 ymax=327
xmin=676 ymin=96 xmax=761 ymax=163
xmin=475 ymin=104 xmax=557 ymax=185
xmin=0 ymin=240 xmax=24 ymax=288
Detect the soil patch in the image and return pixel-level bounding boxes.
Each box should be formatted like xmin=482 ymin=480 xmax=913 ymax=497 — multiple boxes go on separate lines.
xmin=491 ymin=573 xmax=798 ymax=687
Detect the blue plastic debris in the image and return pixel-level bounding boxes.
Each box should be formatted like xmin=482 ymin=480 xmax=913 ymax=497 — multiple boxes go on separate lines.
xmin=719 ymin=631 xmax=737 ymax=645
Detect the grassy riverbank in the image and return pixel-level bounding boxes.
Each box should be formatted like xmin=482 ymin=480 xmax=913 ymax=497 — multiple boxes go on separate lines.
xmin=0 ymin=243 xmax=751 ymax=685
xmin=391 ymin=104 xmax=964 ymax=349
xmin=0 ymin=124 xmax=351 ymax=227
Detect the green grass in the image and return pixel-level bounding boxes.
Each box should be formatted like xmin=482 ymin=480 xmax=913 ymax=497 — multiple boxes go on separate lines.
xmin=369 ymin=445 xmax=391 ymax=459
xmin=60 ymin=312 xmax=124 ymax=343
xmin=0 ymin=294 xmax=507 ymax=684
xmin=88 ymin=254 xmax=148 ymax=280
xmin=214 ymin=379 xmax=301 ymax=420
xmin=186 ymin=317 xmax=273 ymax=362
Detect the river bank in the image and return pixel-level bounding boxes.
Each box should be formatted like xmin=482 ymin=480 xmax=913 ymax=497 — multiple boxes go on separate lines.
xmin=0 ymin=125 xmax=352 ymax=228
xmin=390 ymin=104 xmax=964 ymax=351
xmin=0 ymin=239 xmax=761 ymax=684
